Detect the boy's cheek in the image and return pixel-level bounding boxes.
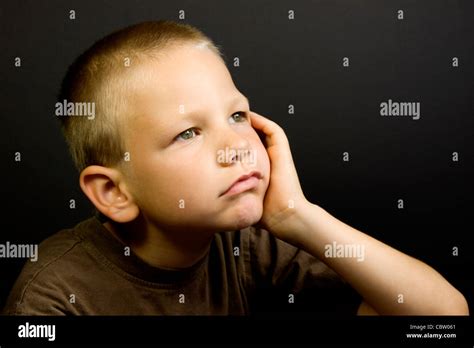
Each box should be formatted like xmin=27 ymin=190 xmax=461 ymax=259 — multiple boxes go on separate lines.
xmin=257 ymin=149 xmax=271 ymax=192
xmin=261 ymin=179 xmax=270 ymax=197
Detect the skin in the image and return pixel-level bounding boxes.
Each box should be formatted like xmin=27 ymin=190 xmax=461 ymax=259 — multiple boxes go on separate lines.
xmin=80 ymin=44 xmax=270 ymax=270
xmin=250 ymin=113 xmax=469 ymax=315
xmin=80 ymin=44 xmax=469 ymax=315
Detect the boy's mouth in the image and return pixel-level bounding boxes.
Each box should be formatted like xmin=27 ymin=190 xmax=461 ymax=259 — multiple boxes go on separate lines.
xmin=219 ymin=170 xmax=263 ymax=197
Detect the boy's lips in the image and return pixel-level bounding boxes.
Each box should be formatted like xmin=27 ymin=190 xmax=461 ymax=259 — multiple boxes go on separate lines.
xmin=219 ymin=170 xmax=263 ymax=197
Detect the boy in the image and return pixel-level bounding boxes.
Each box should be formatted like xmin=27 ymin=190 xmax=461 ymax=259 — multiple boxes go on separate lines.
xmin=3 ymin=20 xmax=468 ymax=315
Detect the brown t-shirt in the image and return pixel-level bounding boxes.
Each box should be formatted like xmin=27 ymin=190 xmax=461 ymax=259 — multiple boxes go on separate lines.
xmin=2 ymin=216 xmax=361 ymax=316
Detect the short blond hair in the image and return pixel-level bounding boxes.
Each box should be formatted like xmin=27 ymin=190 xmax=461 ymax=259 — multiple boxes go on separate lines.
xmin=58 ymin=20 xmax=224 ymax=172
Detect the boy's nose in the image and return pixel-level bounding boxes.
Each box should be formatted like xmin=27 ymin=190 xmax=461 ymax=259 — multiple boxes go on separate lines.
xmin=216 ymin=129 xmax=252 ymax=166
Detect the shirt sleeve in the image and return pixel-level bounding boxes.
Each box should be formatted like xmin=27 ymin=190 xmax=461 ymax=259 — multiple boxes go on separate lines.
xmin=243 ymin=226 xmax=362 ymax=316
xmin=2 ymin=275 xmax=70 ymax=316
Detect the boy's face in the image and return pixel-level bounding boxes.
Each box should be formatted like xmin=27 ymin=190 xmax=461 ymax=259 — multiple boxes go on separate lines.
xmin=122 ymin=44 xmax=270 ymax=233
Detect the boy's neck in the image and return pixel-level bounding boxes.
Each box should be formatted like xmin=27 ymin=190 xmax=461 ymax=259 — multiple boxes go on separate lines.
xmin=103 ymin=217 xmax=214 ymax=269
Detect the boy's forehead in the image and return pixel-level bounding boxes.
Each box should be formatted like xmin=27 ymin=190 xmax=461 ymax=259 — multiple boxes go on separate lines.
xmin=132 ymin=46 xmax=246 ymax=120
xmin=145 ymin=45 xmax=232 ymax=98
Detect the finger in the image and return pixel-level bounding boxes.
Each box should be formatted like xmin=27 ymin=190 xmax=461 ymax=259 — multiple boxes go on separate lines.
xmin=249 ymin=111 xmax=288 ymax=148
xmin=249 ymin=111 xmax=279 ymax=133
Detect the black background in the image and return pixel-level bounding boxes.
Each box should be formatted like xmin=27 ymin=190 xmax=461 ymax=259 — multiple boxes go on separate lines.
xmin=1 ymin=0 xmax=473 ymax=314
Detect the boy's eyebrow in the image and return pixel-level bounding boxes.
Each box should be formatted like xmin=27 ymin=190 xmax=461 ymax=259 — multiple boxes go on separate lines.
xmin=175 ymin=95 xmax=250 ymax=119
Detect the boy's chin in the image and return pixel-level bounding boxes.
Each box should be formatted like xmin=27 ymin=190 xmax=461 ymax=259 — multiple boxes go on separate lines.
xmin=225 ymin=198 xmax=263 ymax=230
xmin=232 ymin=216 xmax=261 ymax=230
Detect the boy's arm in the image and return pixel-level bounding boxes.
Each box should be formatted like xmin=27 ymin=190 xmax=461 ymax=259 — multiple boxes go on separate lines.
xmin=250 ymin=112 xmax=469 ymax=316
xmin=287 ymin=201 xmax=468 ymax=315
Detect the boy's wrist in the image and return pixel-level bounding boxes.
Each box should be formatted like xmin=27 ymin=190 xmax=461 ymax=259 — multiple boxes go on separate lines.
xmin=265 ymin=199 xmax=323 ymax=248
xmin=290 ymin=201 xmax=326 ymax=248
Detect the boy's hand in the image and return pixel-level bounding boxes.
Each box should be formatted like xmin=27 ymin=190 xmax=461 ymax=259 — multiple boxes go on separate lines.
xmin=250 ymin=114 xmax=469 ymax=317
xmin=250 ymin=111 xmax=309 ymax=244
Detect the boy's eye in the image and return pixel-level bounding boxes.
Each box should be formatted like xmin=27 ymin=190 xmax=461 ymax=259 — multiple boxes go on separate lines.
xmin=229 ymin=112 xmax=247 ymax=124
xmin=176 ymin=128 xmax=198 ymax=141
xmin=173 ymin=112 xmax=247 ymax=142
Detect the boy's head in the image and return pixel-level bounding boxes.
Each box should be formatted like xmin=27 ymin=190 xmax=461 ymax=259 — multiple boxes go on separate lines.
xmin=58 ymin=20 xmax=270 ymax=233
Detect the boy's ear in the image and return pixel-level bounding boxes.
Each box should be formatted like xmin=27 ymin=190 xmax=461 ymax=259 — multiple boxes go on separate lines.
xmin=79 ymin=165 xmax=139 ymax=223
